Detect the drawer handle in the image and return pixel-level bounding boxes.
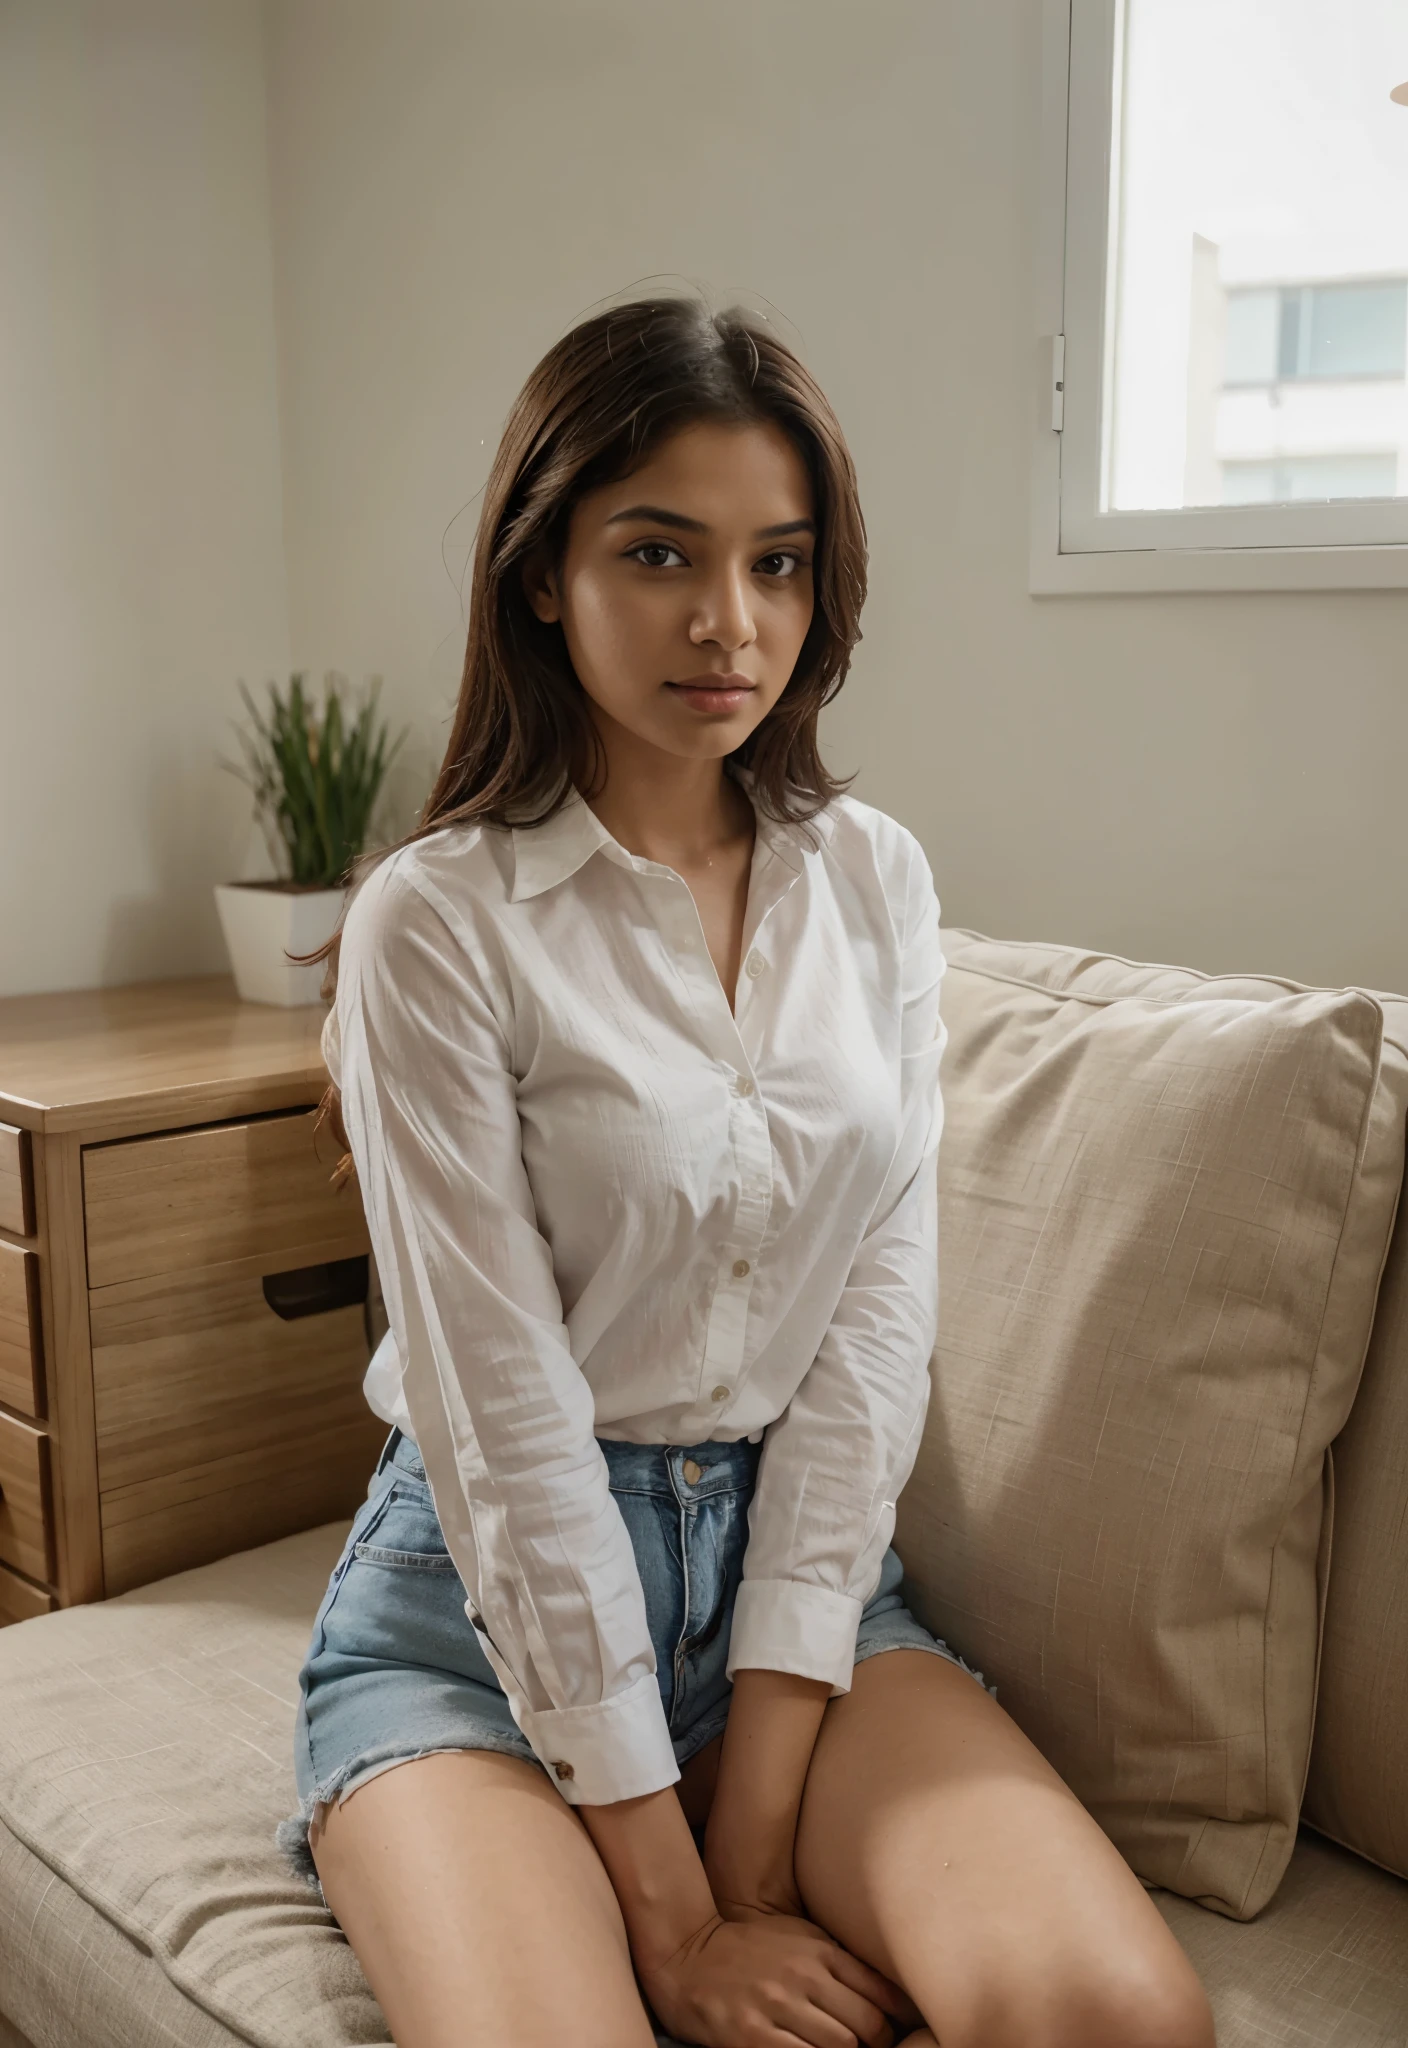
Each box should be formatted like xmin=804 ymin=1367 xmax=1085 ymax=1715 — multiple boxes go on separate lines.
xmin=262 ymin=1255 xmax=370 ymax=1322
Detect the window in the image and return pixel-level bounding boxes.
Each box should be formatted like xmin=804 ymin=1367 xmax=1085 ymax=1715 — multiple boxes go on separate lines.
xmin=1222 ymin=453 xmax=1401 ymax=505
xmin=1034 ymin=0 xmax=1408 ymax=591
xmin=1225 ymin=283 xmax=1408 ymax=389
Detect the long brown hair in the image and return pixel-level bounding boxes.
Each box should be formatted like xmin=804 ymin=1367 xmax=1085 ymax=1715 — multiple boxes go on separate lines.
xmin=314 ymin=293 xmax=868 ymax=1179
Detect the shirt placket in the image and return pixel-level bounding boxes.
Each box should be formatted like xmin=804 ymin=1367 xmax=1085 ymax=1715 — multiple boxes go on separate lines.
xmin=646 ymin=841 xmax=805 ymax=1429
xmin=695 ymin=1070 xmax=772 ymax=1417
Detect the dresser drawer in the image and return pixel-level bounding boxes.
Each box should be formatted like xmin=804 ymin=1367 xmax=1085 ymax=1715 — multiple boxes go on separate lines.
xmin=0 ymin=1242 xmax=44 ymax=1419
xmin=0 ymin=1124 xmax=33 ymax=1237
xmin=0 ymin=1409 xmax=54 ymax=1586
xmin=92 ymin=1257 xmax=382 ymax=1592
xmin=0 ymin=1556 xmax=53 ymax=1628
xmin=83 ymin=1109 xmax=368 ymax=1289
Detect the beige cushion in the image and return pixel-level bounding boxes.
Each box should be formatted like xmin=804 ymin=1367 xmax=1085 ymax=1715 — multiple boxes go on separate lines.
xmin=1305 ymin=1172 xmax=1408 ymax=1881
xmin=0 ymin=1816 xmax=247 ymax=2048
xmin=897 ymin=930 xmax=1408 ymax=1919
xmin=0 ymin=2010 xmax=38 ymax=2048
xmin=0 ymin=1524 xmax=390 ymax=2048
xmin=1155 ymin=1829 xmax=1408 ymax=2047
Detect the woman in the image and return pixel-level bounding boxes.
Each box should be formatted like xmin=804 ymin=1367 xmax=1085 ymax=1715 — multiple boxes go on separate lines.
xmin=285 ymin=297 xmax=1214 ymax=2048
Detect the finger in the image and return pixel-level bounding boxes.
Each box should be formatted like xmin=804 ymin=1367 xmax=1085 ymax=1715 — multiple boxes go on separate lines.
xmin=800 ymin=1973 xmax=897 ymax=2048
xmin=822 ymin=1942 xmax=914 ymax=2018
xmin=768 ymin=1956 xmax=896 ymax=2048
xmin=763 ymin=2010 xmax=875 ymax=2048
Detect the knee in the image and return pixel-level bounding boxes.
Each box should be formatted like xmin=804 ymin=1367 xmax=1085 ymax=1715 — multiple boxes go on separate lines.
xmin=1048 ymin=1957 xmax=1215 ymax=2048
xmin=952 ymin=1953 xmax=1215 ymax=2048
xmin=1068 ymin=1960 xmax=1216 ymax=2048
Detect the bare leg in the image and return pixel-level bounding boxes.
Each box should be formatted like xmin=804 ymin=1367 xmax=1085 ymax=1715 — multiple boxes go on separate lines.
xmin=793 ymin=1652 xmax=1216 ymax=2048
xmin=310 ymin=1749 xmax=658 ymax=2048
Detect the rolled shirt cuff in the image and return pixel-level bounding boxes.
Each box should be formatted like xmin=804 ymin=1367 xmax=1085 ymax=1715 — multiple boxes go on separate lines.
xmin=509 ymin=1667 xmax=681 ymax=1807
xmin=725 ymin=1577 xmax=864 ymax=1695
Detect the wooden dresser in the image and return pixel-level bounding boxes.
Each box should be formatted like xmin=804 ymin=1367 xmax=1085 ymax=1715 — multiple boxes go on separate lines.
xmin=0 ymin=976 xmax=385 ymax=1625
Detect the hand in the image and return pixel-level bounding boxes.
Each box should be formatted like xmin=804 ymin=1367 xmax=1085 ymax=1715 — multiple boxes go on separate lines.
xmin=712 ymin=1899 xmax=927 ymax=2038
xmin=637 ymin=1908 xmax=909 ymax=2048
xmin=705 ymin=1850 xmax=807 ymax=1925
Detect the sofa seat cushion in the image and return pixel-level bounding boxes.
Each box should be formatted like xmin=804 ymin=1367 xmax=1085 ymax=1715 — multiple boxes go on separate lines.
xmin=0 ymin=1814 xmax=249 ymax=2048
xmin=0 ymin=1523 xmax=388 ymax=2048
xmin=1305 ymin=1153 xmax=1408 ymax=1882
xmin=1 ymin=1522 xmax=1406 ymax=2047
xmin=1156 ymin=1830 xmax=1408 ymax=2048
xmin=898 ymin=930 xmax=1408 ymax=1919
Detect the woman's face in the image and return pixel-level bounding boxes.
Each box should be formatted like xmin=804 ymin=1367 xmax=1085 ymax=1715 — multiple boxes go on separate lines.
xmin=526 ymin=418 xmax=816 ymax=767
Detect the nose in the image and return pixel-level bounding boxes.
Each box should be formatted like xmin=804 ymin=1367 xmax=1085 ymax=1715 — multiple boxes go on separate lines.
xmin=689 ymin=561 xmax=757 ymax=654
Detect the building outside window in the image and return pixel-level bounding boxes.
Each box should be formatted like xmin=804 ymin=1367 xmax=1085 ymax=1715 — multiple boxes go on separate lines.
xmin=1182 ymin=271 xmax=1408 ymax=511
xmin=1037 ymin=0 xmax=1408 ymax=590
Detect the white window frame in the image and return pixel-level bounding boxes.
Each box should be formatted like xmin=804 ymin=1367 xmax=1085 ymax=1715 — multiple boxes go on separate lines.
xmin=1032 ymin=0 xmax=1408 ymax=594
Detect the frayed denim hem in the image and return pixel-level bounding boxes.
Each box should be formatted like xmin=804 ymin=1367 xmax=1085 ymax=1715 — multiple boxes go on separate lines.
xmin=852 ymin=1632 xmax=999 ymax=1701
xmin=275 ymin=1800 xmax=325 ymax=1890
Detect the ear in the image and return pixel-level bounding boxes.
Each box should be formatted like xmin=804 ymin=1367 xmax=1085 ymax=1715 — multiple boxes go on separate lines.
xmin=522 ymin=548 xmax=562 ymax=624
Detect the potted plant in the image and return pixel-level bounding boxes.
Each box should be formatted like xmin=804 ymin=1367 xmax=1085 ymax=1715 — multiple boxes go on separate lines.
xmin=217 ymin=672 xmax=406 ymax=1006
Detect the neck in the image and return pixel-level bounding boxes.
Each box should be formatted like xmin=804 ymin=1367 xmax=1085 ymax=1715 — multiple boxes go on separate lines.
xmin=584 ymin=718 xmax=752 ymax=866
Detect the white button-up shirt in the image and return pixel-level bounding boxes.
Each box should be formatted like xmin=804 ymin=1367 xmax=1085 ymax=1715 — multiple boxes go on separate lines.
xmin=323 ymin=785 xmax=945 ymax=1806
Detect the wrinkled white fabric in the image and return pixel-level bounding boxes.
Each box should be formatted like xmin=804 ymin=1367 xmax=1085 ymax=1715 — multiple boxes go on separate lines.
xmin=323 ymin=784 xmax=945 ymax=1804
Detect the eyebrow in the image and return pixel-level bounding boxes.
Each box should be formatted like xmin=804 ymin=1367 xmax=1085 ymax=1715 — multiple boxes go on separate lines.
xmin=604 ymin=503 xmax=816 ymax=540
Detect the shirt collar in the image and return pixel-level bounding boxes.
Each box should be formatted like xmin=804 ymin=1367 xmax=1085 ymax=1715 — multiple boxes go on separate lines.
xmin=508 ymin=790 xmax=614 ymax=902
xmin=508 ymin=778 xmax=835 ymax=903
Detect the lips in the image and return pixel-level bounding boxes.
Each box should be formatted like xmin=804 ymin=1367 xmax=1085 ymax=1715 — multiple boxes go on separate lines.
xmin=664 ymin=672 xmax=758 ymax=714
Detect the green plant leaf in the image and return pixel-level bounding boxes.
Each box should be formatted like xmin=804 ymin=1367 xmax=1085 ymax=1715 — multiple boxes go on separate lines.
xmin=219 ymin=670 xmax=410 ymax=888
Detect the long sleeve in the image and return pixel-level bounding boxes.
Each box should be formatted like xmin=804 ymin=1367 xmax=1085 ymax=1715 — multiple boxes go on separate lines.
xmin=726 ymin=840 xmax=946 ymax=1690
xmin=327 ymin=855 xmax=678 ymax=1806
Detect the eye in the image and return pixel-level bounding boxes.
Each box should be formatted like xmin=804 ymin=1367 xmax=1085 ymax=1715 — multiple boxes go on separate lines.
xmin=626 ymin=541 xmax=689 ymax=569
xmin=755 ymin=550 xmax=807 ymax=579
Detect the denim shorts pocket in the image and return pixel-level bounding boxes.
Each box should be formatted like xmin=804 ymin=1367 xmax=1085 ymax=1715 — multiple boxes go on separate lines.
xmin=354 ymin=1543 xmax=460 ymax=1572
xmin=350 ymin=1485 xmax=461 ymax=1575
xmin=300 ymin=1478 xmax=400 ymax=1677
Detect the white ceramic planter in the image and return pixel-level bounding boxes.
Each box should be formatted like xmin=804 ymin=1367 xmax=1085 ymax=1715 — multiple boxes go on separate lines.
xmin=214 ymin=883 xmax=345 ymax=1007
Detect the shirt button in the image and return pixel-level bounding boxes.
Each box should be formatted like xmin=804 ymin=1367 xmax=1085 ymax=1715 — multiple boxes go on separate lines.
xmin=734 ymin=1075 xmax=755 ymax=1098
xmin=551 ymin=1760 xmax=575 ymax=1781
xmin=745 ymin=953 xmax=765 ymax=979
xmin=711 ymin=1385 xmax=730 ymax=1403
xmin=732 ymin=1258 xmax=751 ymax=1279
xmin=682 ymin=1457 xmax=704 ymax=1484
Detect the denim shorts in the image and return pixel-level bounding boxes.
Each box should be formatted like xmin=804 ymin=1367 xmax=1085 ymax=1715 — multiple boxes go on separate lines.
xmin=281 ymin=1428 xmax=991 ymax=1883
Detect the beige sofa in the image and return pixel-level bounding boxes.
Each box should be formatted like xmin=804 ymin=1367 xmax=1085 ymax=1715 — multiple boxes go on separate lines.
xmin=1 ymin=928 xmax=1405 ymax=2047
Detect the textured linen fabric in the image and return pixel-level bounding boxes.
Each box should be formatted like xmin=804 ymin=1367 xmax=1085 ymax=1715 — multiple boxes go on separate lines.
xmin=1154 ymin=1832 xmax=1408 ymax=2047
xmin=324 ymin=786 xmax=946 ymax=1805
xmin=0 ymin=1526 xmax=391 ymax=2048
xmin=0 ymin=1819 xmax=249 ymax=2048
xmin=1 ymin=1523 xmax=1406 ymax=2048
xmin=1305 ymin=1163 xmax=1408 ymax=1881
xmin=895 ymin=930 xmax=1408 ymax=1920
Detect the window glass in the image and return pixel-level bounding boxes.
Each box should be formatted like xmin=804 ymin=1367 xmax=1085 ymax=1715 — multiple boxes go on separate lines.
xmin=1221 ymin=452 xmax=1400 ymax=504
xmin=1304 ymin=282 xmax=1408 ymax=380
xmin=1106 ymin=0 xmax=1408 ymax=511
xmin=1224 ymin=290 xmax=1279 ymax=387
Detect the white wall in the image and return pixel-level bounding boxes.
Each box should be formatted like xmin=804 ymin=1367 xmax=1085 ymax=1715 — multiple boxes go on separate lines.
xmin=0 ymin=0 xmax=288 ymax=996
xmin=264 ymin=0 xmax=1408 ymax=995
xmin=7 ymin=1 xmax=1407 ymax=997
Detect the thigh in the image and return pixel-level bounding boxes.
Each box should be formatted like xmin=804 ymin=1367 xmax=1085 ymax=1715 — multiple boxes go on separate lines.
xmin=311 ymin=1748 xmax=657 ymax=2048
xmin=793 ymin=1652 xmax=1214 ymax=2048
